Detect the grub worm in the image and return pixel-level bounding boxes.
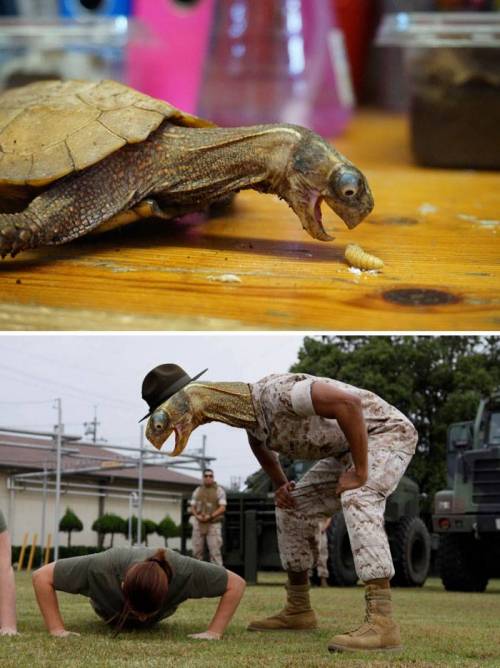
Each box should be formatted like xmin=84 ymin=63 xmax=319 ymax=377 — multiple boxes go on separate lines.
xmin=345 ymin=244 xmax=384 ymax=271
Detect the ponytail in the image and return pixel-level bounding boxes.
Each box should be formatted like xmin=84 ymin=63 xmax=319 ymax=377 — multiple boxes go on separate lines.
xmin=108 ymin=549 xmax=172 ymax=634
xmin=146 ymin=548 xmax=173 ymax=581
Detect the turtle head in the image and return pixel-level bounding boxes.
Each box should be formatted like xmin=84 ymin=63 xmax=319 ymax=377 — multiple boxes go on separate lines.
xmin=146 ymin=389 xmax=200 ymax=456
xmin=282 ymin=131 xmax=374 ymax=241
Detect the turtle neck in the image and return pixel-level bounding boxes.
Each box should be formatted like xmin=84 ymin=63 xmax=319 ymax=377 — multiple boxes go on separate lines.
xmin=184 ymin=382 xmax=257 ymax=429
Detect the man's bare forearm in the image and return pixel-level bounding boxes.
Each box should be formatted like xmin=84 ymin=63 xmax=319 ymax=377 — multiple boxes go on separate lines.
xmin=311 ymin=383 xmax=368 ymax=479
xmin=210 ymin=505 xmax=226 ymax=520
xmin=332 ymin=400 xmax=368 ymax=478
xmin=248 ymin=435 xmax=288 ymax=488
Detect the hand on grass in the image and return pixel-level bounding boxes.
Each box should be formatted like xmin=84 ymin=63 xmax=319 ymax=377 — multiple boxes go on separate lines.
xmin=50 ymin=629 xmax=80 ymax=638
xmin=187 ymin=631 xmax=221 ymax=640
xmin=274 ymin=481 xmax=296 ymax=509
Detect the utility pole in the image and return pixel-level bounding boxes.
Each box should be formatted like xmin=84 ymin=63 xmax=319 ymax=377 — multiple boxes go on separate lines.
xmin=84 ymin=405 xmax=101 ymax=444
xmin=40 ymin=464 xmax=48 ymax=567
xmin=137 ymin=426 xmax=144 ymax=546
xmin=53 ymin=398 xmax=62 ymax=561
xmin=201 ymin=434 xmax=207 ymax=471
xmin=128 ymin=492 xmax=138 ymax=545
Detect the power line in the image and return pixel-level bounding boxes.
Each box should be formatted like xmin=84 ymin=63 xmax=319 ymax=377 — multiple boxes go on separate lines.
xmin=0 ymin=399 xmax=55 ymax=405
xmin=0 ymin=341 xmax=116 ymax=380
xmin=0 ymin=361 xmax=137 ymax=410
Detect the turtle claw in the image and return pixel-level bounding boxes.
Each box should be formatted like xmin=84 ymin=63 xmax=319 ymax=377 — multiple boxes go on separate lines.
xmin=0 ymin=231 xmax=16 ymax=259
xmin=0 ymin=215 xmax=38 ymax=258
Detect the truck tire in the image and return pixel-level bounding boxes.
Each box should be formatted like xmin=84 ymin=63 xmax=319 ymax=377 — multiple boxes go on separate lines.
xmin=327 ymin=513 xmax=358 ymax=587
xmin=437 ymin=534 xmax=489 ymax=592
xmin=389 ymin=516 xmax=431 ymax=587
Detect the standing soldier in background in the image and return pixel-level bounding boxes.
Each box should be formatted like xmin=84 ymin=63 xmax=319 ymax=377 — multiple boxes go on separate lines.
xmin=0 ymin=510 xmax=17 ymax=635
xmin=190 ymin=469 xmax=227 ymax=566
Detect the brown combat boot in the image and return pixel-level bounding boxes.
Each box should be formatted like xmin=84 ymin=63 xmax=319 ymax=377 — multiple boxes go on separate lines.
xmin=328 ymin=583 xmax=402 ymax=652
xmin=247 ymin=583 xmax=318 ymax=631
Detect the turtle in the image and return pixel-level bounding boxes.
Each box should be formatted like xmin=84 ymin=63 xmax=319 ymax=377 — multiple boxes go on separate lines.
xmin=0 ymin=79 xmax=374 ymax=259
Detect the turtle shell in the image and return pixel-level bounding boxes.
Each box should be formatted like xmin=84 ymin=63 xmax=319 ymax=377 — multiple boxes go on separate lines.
xmin=0 ymin=79 xmax=213 ymax=187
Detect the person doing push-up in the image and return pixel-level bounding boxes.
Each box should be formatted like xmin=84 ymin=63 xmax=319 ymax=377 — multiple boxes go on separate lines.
xmin=32 ymin=546 xmax=245 ymax=639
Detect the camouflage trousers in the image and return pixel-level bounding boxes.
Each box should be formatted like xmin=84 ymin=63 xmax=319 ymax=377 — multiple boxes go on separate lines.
xmin=276 ymin=425 xmax=417 ymax=582
xmin=192 ymin=520 xmax=223 ymax=566
xmin=315 ymin=525 xmax=329 ymax=578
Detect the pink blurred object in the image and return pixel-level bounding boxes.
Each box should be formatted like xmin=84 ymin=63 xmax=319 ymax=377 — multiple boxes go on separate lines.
xmin=128 ymin=0 xmax=214 ymax=112
xmin=198 ymin=0 xmax=353 ymax=138
xmin=313 ymin=0 xmax=354 ymax=137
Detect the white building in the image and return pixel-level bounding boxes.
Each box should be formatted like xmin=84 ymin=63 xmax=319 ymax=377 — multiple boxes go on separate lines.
xmin=0 ymin=429 xmax=202 ymax=551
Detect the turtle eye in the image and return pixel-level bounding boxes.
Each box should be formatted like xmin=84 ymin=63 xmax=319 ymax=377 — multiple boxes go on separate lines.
xmin=333 ymin=170 xmax=363 ymax=199
xmin=151 ymin=411 xmax=169 ymax=433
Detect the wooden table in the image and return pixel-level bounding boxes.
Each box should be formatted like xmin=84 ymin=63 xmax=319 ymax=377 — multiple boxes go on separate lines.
xmin=1 ymin=112 xmax=498 ymax=331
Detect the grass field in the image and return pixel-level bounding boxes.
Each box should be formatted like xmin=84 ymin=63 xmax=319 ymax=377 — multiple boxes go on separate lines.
xmin=2 ymin=572 xmax=500 ymax=668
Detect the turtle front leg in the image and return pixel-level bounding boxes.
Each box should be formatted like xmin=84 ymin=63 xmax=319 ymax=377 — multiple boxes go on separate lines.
xmin=0 ymin=144 xmax=156 ymax=259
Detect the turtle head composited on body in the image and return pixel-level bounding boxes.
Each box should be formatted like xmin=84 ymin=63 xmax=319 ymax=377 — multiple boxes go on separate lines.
xmin=145 ymin=381 xmax=254 ymax=456
xmin=146 ymin=390 xmax=196 ymax=457
xmin=145 ymin=383 xmax=216 ymax=456
xmin=0 ymin=79 xmax=374 ymax=258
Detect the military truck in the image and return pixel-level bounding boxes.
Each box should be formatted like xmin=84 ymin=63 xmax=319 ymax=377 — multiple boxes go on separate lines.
xmin=433 ymin=391 xmax=500 ymax=592
xmin=181 ymin=458 xmax=431 ymax=586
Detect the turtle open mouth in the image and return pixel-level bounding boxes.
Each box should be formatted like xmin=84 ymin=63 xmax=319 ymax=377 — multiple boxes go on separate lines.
xmin=314 ymin=196 xmax=327 ymax=234
xmin=302 ymin=193 xmax=334 ymax=242
xmin=169 ymin=422 xmax=192 ymax=457
xmin=146 ymin=417 xmax=193 ymax=457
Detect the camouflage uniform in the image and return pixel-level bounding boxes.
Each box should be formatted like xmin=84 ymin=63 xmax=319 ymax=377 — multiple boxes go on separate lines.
xmin=190 ymin=483 xmax=227 ymax=566
xmin=315 ymin=518 xmax=330 ymax=579
xmin=247 ymin=374 xmax=418 ymax=582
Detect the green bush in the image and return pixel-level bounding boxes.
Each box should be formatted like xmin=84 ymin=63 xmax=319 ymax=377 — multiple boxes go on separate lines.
xmin=12 ymin=545 xmax=105 ymax=568
xmin=143 ymin=519 xmax=157 ymax=547
xmin=157 ymin=515 xmax=180 ymax=546
xmin=59 ymin=507 xmax=84 ymax=547
xmin=92 ymin=513 xmax=127 ymax=548
xmin=126 ymin=517 xmax=157 ymax=546
xmin=125 ymin=515 xmax=158 ymax=546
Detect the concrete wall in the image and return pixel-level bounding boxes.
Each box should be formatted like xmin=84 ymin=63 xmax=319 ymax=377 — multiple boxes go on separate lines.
xmin=0 ymin=472 xmax=186 ymax=551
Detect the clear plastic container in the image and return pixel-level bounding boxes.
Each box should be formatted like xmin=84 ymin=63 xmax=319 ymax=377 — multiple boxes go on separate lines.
xmin=0 ymin=17 xmax=141 ymax=91
xmin=377 ymin=13 xmax=500 ymax=169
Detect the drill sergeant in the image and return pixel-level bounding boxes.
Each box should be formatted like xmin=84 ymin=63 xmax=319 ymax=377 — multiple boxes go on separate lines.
xmin=141 ymin=364 xmax=417 ymax=653
xmin=189 ymin=468 xmax=227 ymax=566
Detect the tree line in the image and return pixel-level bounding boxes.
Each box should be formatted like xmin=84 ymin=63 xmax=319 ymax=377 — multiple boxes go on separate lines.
xmin=290 ymin=335 xmax=499 ymax=511
xmin=59 ymin=507 xmax=180 ymax=547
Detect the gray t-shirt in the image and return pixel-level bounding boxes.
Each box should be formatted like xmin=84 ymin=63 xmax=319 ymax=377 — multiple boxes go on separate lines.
xmin=0 ymin=510 xmax=6 ymax=533
xmin=53 ymin=547 xmax=228 ymax=623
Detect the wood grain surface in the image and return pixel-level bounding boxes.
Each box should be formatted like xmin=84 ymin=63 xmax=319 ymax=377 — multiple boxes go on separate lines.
xmin=0 ymin=112 xmax=498 ymax=331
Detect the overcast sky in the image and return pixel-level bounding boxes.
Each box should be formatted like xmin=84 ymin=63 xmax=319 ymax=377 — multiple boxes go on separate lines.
xmin=0 ymin=334 xmax=308 ymax=488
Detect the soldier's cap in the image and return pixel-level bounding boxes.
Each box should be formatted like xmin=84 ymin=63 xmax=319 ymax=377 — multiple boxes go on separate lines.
xmin=139 ymin=363 xmax=207 ymax=422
